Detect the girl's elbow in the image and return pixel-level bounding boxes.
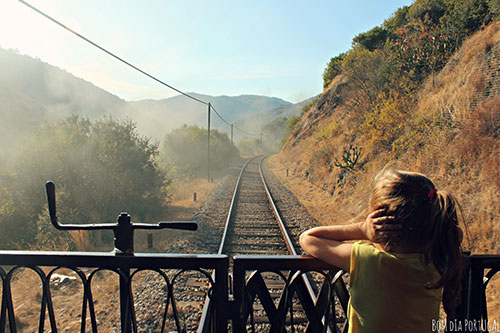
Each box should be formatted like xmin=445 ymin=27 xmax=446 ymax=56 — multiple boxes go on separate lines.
xmin=299 ymin=232 xmax=307 ymax=250
xmin=299 ymin=232 xmax=310 ymax=252
xmin=299 ymin=233 xmax=317 ymax=255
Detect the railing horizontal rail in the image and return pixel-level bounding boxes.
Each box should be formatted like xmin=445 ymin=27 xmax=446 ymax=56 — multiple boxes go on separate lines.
xmin=0 ymin=251 xmax=228 ymax=269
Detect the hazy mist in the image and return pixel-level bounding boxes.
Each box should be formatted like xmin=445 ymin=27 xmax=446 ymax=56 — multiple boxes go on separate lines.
xmin=0 ymin=47 xmax=313 ymax=166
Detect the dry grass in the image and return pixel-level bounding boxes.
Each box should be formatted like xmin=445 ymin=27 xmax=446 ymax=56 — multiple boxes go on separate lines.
xmin=417 ymin=22 xmax=500 ymax=124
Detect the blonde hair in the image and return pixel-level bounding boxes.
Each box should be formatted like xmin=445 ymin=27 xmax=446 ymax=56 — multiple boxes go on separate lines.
xmin=369 ymin=168 xmax=464 ymax=316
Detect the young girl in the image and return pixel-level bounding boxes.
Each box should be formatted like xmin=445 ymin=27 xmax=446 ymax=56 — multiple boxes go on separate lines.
xmin=299 ymin=168 xmax=464 ymax=332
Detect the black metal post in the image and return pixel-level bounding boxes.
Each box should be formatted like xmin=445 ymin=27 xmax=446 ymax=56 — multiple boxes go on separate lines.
xmin=207 ymin=103 xmax=211 ymax=182
xmin=232 ymin=260 xmax=245 ymax=332
xmin=115 ymin=213 xmax=133 ymax=333
xmin=115 ymin=213 xmax=134 ymax=254
xmin=231 ymin=124 xmax=233 ymax=145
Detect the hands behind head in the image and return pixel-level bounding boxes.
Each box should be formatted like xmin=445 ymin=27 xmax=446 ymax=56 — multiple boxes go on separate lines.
xmin=363 ymin=209 xmax=401 ymax=243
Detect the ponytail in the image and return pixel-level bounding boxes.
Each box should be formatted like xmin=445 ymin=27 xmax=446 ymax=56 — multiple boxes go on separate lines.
xmin=429 ymin=191 xmax=464 ymax=317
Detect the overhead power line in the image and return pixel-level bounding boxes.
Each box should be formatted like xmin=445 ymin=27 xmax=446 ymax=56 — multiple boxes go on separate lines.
xmin=18 ymin=0 xmax=209 ymax=106
xmin=20 ymin=0 xmax=260 ymax=137
xmin=233 ymin=124 xmax=258 ymax=137
xmin=209 ymin=105 xmax=231 ymax=126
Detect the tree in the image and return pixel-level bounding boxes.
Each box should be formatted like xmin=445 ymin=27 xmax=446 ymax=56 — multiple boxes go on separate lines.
xmin=390 ymin=14 xmax=456 ymax=85
xmin=281 ymin=115 xmax=302 ymax=147
xmin=261 ymin=117 xmax=288 ymax=153
xmin=407 ymin=0 xmax=447 ymax=24
xmin=352 ymin=27 xmax=389 ymax=51
xmin=323 ymin=53 xmax=347 ymax=88
xmin=341 ymin=46 xmax=392 ymax=114
xmin=383 ymin=6 xmax=410 ymax=33
xmin=0 ymin=116 xmax=169 ymax=249
xmin=162 ymin=125 xmax=240 ymax=178
xmin=442 ymin=0 xmax=492 ymax=39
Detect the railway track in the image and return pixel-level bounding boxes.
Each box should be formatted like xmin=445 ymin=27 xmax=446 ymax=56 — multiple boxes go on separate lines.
xmin=198 ymin=156 xmax=320 ymax=332
xmin=220 ymin=156 xmax=292 ymax=256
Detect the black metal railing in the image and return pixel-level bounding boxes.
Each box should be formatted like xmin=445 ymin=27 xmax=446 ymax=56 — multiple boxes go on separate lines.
xmin=0 ymin=251 xmax=229 ymax=333
xmin=0 ymin=252 xmax=499 ymax=332
xmin=455 ymin=254 xmax=500 ymax=329
xmin=232 ymin=255 xmax=350 ymax=333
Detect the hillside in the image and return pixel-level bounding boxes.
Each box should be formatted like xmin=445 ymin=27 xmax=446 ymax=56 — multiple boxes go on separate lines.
xmin=0 ymin=48 xmax=136 ymax=164
xmin=0 ymin=48 xmax=135 ymax=119
xmin=277 ymin=19 xmax=500 ymax=316
xmin=280 ymin=20 xmax=499 ymax=251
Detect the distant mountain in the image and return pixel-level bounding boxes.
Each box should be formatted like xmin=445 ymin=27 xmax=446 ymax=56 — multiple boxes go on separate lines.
xmin=129 ymin=93 xmax=292 ymax=140
xmin=0 ymin=48 xmax=135 ymax=119
xmin=232 ymin=96 xmax=317 ymax=141
xmin=0 ymin=47 xmax=136 ymax=164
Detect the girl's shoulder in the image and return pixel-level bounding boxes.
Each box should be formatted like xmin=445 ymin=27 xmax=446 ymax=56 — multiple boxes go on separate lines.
xmin=352 ymin=240 xmax=438 ymax=275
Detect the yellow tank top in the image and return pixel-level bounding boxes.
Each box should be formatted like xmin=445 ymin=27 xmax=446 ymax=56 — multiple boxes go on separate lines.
xmin=348 ymin=241 xmax=442 ymax=333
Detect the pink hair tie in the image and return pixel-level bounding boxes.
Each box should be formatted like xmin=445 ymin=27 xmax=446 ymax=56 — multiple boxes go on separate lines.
xmin=428 ymin=189 xmax=437 ymax=200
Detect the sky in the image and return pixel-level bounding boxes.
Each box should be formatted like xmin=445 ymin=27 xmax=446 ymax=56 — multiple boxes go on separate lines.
xmin=0 ymin=0 xmax=414 ymax=104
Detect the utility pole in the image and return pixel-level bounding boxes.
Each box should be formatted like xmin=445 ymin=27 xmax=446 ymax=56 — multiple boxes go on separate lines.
xmin=231 ymin=124 xmax=233 ymax=145
xmin=207 ymin=103 xmax=211 ymax=182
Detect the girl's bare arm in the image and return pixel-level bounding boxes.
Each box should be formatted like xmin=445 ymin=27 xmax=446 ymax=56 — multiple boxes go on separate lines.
xmin=299 ymin=209 xmax=399 ymax=271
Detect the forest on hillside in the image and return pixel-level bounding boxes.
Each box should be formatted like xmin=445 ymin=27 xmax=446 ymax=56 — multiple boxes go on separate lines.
xmin=280 ymin=0 xmax=500 ymax=255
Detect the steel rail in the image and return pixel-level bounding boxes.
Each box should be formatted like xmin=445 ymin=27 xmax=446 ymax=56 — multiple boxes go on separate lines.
xmin=197 ymin=157 xmax=255 ymax=332
xmin=258 ymin=156 xmax=333 ymax=332
xmin=217 ymin=157 xmax=256 ymax=255
xmin=258 ymin=156 xmax=318 ymax=297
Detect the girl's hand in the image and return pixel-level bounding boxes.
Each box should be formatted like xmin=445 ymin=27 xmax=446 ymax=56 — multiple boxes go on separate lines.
xmin=362 ymin=209 xmax=401 ymax=243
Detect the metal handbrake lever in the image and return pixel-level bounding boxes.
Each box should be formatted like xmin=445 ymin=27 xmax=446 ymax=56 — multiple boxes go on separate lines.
xmin=158 ymin=222 xmax=198 ymax=230
xmin=45 ymin=181 xmax=197 ymax=253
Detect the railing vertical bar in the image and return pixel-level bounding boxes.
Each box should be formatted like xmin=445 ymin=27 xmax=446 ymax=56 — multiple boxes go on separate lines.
xmin=0 ymin=268 xmax=7 ymax=332
xmin=34 ymin=268 xmax=48 ymax=333
xmin=214 ymin=257 xmax=229 ymax=333
xmin=169 ymin=283 xmax=183 ymax=332
xmin=3 ymin=272 xmax=16 ymax=333
xmin=467 ymin=257 xmax=484 ymax=322
xmin=86 ymin=278 xmax=99 ymax=333
xmin=454 ymin=253 xmax=471 ymax=323
xmin=232 ymin=260 xmax=245 ymax=332
xmin=44 ymin=279 xmax=58 ymax=333
xmin=119 ymin=267 xmax=132 ymax=333
xmin=71 ymin=269 xmax=88 ymax=333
